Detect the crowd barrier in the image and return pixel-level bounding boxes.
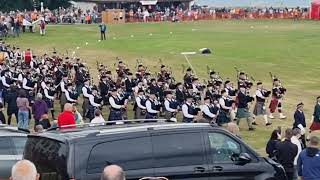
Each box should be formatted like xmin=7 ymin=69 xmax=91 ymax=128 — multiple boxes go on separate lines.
xmin=125 ymin=11 xmax=310 ymax=23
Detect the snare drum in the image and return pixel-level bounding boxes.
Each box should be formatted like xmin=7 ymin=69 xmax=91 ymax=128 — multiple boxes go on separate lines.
xmin=24 ymin=50 xmax=32 ymax=64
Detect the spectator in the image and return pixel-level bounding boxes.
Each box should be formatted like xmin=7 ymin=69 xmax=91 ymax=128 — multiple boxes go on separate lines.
xmin=298 ymin=136 xmax=320 ymax=180
xmin=275 ymin=128 xmax=298 ymax=180
xmin=293 ymin=102 xmax=306 ymax=147
xmin=32 ymin=93 xmax=48 ymax=127
xmin=73 ymin=106 xmax=84 ymax=125
xmin=266 ymin=129 xmax=281 ymax=160
xmin=57 ymin=103 xmax=76 ymax=129
xmin=35 ymin=124 xmax=44 ymax=133
xmin=91 ymin=109 xmax=105 ymax=125
xmin=11 ymin=160 xmax=40 ymax=180
xmin=39 ymin=114 xmax=51 ymax=129
xmin=6 ymin=85 xmax=18 ymax=125
xmin=39 ymin=20 xmax=45 ymax=36
xmin=99 ymin=22 xmax=106 ymax=40
xmin=16 ymin=90 xmax=30 ymax=129
xmin=291 ymin=128 xmax=303 ymax=180
xmin=101 ymin=165 xmax=125 ymax=180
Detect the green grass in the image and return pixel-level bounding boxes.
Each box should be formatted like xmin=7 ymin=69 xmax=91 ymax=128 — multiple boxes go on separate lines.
xmin=6 ymin=19 xmax=320 ymax=154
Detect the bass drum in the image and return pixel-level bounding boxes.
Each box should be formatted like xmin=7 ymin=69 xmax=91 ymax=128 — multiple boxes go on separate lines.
xmin=24 ymin=50 xmax=32 ymax=64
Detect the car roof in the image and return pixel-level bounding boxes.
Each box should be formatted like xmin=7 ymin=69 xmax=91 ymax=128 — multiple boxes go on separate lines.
xmin=28 ymin=122 xmax=222 ymax=143
xmin=0 ymin=126 xmax=29 ymax=137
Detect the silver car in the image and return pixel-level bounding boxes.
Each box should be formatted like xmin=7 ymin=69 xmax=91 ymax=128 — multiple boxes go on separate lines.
xmin=0 ymin=125 xmax=28 ymax=179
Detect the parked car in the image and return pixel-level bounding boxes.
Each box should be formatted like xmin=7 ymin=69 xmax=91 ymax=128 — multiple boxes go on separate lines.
xmin=0 ymin=125 xmax=28 ymax=179
xmin=24 ymin=122 xmax=287 ymax=180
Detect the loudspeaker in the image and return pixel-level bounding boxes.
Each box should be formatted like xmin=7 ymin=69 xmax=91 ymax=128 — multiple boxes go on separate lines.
xmin=199 ymin=48 xmax=211 ymax=54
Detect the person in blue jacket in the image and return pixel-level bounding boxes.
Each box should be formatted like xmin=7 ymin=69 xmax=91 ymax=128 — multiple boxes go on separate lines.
xmin=297 ymin=136 xmax=320 ymax=180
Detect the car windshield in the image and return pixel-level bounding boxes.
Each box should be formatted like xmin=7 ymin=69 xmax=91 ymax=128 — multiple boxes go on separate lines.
xmin=23 ymin=136 xmax=69 ymax=180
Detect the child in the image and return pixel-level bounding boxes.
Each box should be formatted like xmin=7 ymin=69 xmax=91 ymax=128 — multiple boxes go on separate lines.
xmin=39 ymin=114 xmax=51 ymax=129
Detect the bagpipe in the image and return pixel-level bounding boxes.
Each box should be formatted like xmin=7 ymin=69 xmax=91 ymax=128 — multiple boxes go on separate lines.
xmin=234 ymin=66 xmax=254 ymax=89
xmin=207 ymin=65 xmax=223 ymax=86
xmin=269 ymin=72 xmax=287 ymax=97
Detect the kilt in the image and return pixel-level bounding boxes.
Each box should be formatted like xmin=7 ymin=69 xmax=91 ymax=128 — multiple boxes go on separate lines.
xmin=236 ymin=108 xmax=251 ymax=118
xmin=60 ymin=93 xmax=67 ymax=106
xmin=253 ymin=101 xmax=266 ymax=116
xmin=145 ymin=112 xmax=158 ymax=119
xmin=310 ymin=121 xmax=320 ymax=131
xmin=82 ymin=98 xmax=90 ymax=115
xmin=182 ymin=117 xmax=193 ymax=123
xmin=164 ymin=111 xmax=176 ymax=120
xmin=108 ymin=110 xmax=123 ymax=121
xmin=135 ymin=108 xmax=146 ymax=119
xmin=86 ymin=105 xmax=98 ymax=121
xmin=44 ymin=99 xmax=54 ymax=109
xmin=269 ymin=97 xmax=279 ymax=113
xmin=217 ymin=110 xmax=231 ymax=125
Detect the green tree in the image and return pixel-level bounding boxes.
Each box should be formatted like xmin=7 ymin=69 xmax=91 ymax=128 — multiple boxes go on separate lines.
xmin=0 ymin=0 xmax=71 ymax=12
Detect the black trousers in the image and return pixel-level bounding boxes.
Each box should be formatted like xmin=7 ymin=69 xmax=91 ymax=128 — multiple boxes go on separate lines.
xmin=101 ymin=31 xmax=106 ymax=40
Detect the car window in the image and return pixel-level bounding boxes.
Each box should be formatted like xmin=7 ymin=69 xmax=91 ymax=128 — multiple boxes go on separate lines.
xmin=152 ymin=132 xmax=204 ymax=168
xmin=208 ymin=132 xmax=241 ymax=163
xmin=87 ymin=136 xmax=153 ymax=174
xmin=11 ymin=137 xmax=27 ymax=154
xmin=0 ymin=137 xmax=14 ymax=155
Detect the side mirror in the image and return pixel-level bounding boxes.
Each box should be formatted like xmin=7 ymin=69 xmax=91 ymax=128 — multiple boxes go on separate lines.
xmin=231 ymin=153 xmax=252 ymax=166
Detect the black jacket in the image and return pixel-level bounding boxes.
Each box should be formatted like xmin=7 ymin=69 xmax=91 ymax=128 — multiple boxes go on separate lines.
xmin=275 ymin=139 xmax=298 ymax=172
xmin=293 ymin=110 xmax=306 ymax=128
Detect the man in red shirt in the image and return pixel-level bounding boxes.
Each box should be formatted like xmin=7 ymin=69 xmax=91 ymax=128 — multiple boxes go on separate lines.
xmin=58 ymin=103 xmax=76 ymax=129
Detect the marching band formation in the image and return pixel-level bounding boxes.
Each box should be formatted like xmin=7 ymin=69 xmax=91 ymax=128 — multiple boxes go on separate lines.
xmin=0 ymin=41 xmax=288 ymax=131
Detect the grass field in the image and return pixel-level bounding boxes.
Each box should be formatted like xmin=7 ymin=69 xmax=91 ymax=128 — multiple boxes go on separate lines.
xmin=6 ymin=19 xmax=320 ymax=154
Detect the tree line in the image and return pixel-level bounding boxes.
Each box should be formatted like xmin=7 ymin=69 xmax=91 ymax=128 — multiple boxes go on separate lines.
xmin=0 ymin=0 xmax=71 ymax=12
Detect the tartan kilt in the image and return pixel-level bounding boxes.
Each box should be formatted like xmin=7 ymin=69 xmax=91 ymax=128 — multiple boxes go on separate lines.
xmin=217 ymin=110 xmax=231 ymax=125
xmin=236 ymin=108 xmax=251 ymax=118
xmin=253 ymin=101 xmax=266 ymax=116
xmin=145 ymin=112 xmax=158 ymax=119
xmin=86 ymin=105 xmax=97 ymax=120
xmin=164 ymin=111 xmax=176 ymax=120
xmin=269 ymin=97 xmax=279 ymax=112
xmin=135 ymin=108 xmax=146 ymax=119
xmin=108 ymin=110 xmax=123 ymax=121
xmin=44 ymin=99 xmax=54 ymax=109
xmin=310 ymin=121 xmax=320 ymax=131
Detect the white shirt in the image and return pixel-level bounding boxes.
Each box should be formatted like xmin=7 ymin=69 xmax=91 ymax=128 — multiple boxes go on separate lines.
xmin=89 ymin=95 xmax=100 ymax=107
xmin=65 ymin=90 xmax=77 ymax=102
xmin=164 ymin=99 xmax=176 ymax=112
xmin=201 ymin=104 xmax=216 ymax=118
xmin=255 ymin=89 xmax=265 ymax=99
xmin=182 ymin=102 xmax=194 ymax=118
xmin=60 ymin=80 xmax=67 ymax=93
xmin=219 ymin=97 xmax=230 ymax=110
xmin=291 ymin=136 xmax=302 ymax=165
xmin=82 ymin=86 xmax=91 ymax=98
xmin=44 ymin=88 xmax=54 ymax=100
xmin=1 ymin=76 xmax=10 ymax=88
xmin=146 ymin=99 xmax=159 ymax=113
xmin=90 ymin=116 xmax=105 ymax=125
xmin=22 ymin=78 xmax=34 ymax=90
xmin=109 ymin=96 xmax=122 ymax=109
xmin=135 ymin=96 xmax=146 ymax=109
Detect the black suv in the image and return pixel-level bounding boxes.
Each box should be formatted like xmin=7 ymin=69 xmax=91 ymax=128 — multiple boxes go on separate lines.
xmin=23 ymin=122 xmax=286 ymax=180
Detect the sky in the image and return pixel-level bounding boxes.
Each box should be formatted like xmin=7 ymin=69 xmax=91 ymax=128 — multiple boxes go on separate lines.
xmin=194 ymin=0 xmax=310 ymax=7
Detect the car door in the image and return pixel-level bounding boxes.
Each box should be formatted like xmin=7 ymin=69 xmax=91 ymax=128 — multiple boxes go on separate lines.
xmin=151 ymin=130 xmax=209 ymax=180
xmin=204 ymin=131 xmax=264 ymax=180
xmin=84 ymin=133 xmax=154 ymax=180
xmin=0 ymin=137 xmax=16 ymax=179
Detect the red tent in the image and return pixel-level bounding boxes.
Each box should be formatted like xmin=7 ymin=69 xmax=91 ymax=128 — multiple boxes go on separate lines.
xmin=311 ymin=0 xmax=320 ymax=19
